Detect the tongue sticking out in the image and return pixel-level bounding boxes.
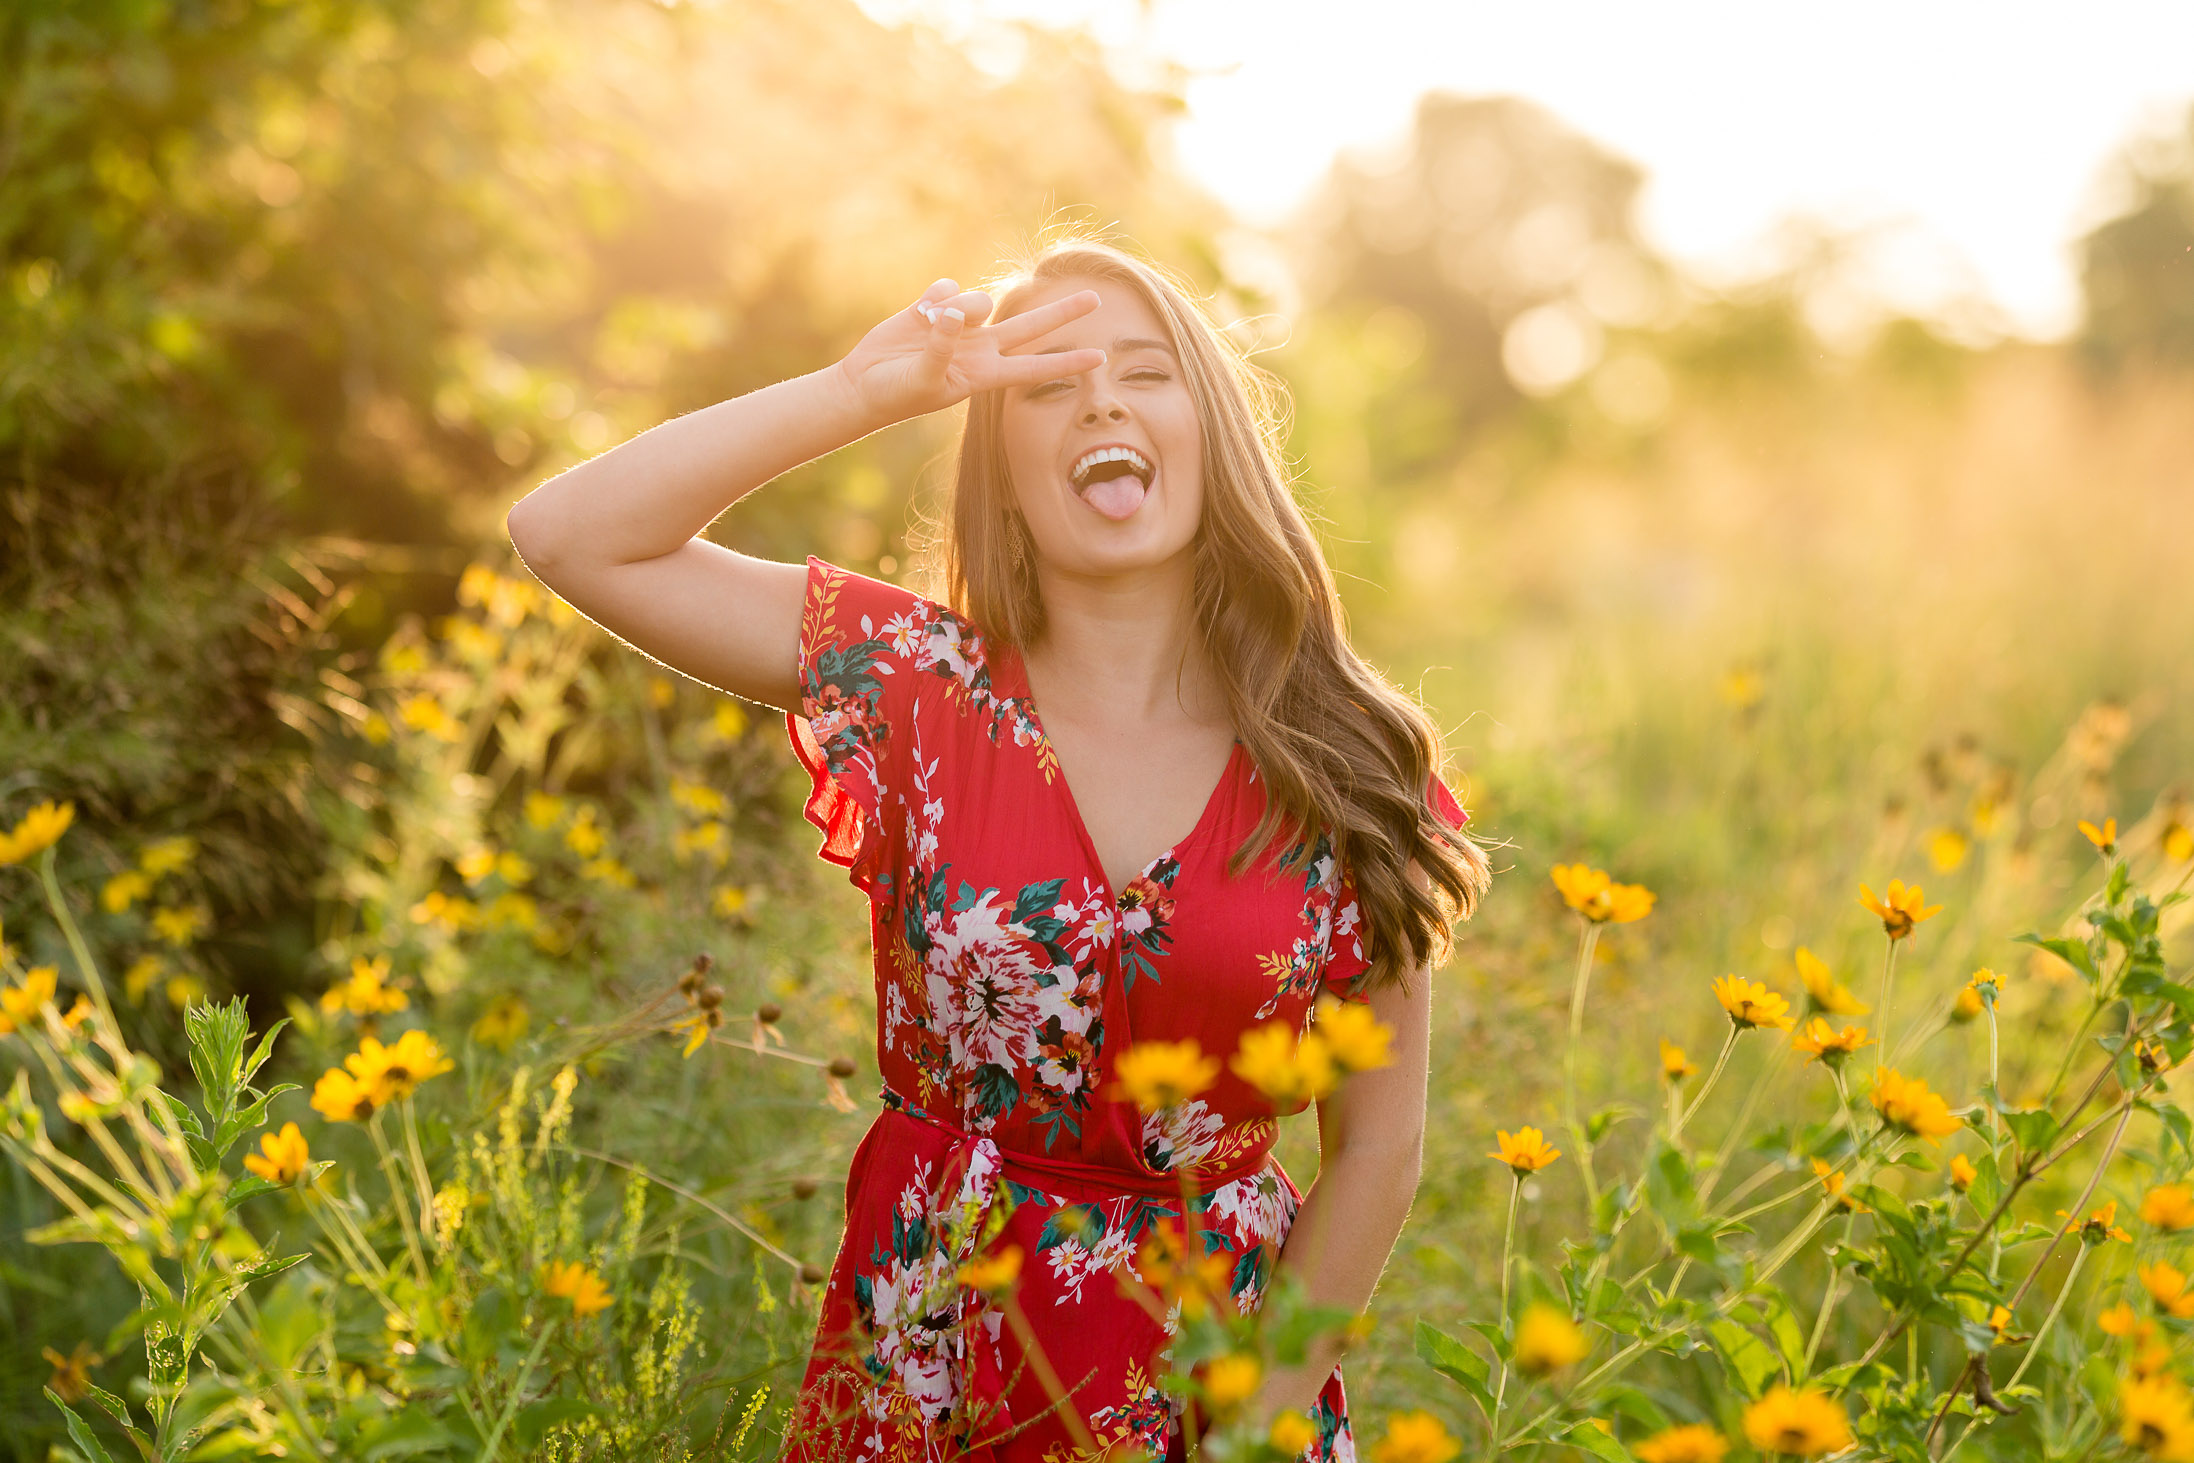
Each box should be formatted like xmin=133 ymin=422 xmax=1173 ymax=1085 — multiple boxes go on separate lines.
xmin=1082 ymin=473 xmax=1146 ymax=521
xmin=1076 ymin=460 xmax=1151 ymax=522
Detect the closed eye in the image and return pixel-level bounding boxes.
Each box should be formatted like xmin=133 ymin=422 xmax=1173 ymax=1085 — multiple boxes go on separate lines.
xmin=1027 ymin=368 xmax=1170 ymax=396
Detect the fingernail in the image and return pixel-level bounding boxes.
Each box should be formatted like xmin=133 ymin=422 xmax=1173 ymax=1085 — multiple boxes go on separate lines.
xmin=917 ymin=303 xmax=938 ymax=323
xmin=941 ymin=307 xmax=964 ymax=325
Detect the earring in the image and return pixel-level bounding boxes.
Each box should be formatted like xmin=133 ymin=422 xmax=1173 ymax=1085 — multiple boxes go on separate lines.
xmin=1008 ymin=515 xmax=1030 ymax=575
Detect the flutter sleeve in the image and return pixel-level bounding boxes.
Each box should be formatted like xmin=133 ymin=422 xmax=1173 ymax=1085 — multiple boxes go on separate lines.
xmin=1320 ymin=772 xmax=1473 ymax=1002
xmin=784 ymin=556 xmax=938 ymax=898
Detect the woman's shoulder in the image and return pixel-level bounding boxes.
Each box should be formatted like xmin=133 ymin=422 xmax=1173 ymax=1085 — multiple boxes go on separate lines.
xmin=797 ymin=555 xmax=1021 ymax=713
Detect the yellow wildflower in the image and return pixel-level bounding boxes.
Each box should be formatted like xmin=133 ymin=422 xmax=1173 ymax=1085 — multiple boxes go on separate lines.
xmin=101 ymin=869 xmax=151 ymax=914
xmin=1951 ymin=985 xmax=1983 ymax=1022
xmin=1741 ymin=1386 xmax=1853 ymax=1456
xmin=149 ymin=904 xmax=209 ymax=947
xmin=583 ymin=856 xmax=636 ymax=889
xmin=709 ymin=702 xmax=749 ymax=742
xmin=320 ymin=955 xmax=410 ymax=1017
xmin=0 ymin=965 xmax=58 ymax=1034
xmin=1635 ymin=1424 xmax=1730 ymax=1463
xmin=673 ymin=820 xmax=728 ymax=865
xmin=2165 ymin=822 xmax=2194 ymax=863
xmin=41 ymin=1340 xmax=101 ymax=1404
xmin=524 ymin=791 xmax=567 ymax=830
xmin=343 ymin=1029 xmax=454 ymax=1105
xmin=1312 ymin=993 xmax=1395 ymax=1071
xmin=1113 ymin=1040 xmax=1220 ymax=1112
xmin=1660 ymin=1039 xmax=1699 ymax=1082
xmin=1859 ymin=880 xmax=1943 ymax=940
xmin=1201 ymin=1353 xmax=1262 ymax=1412
xmin=164 ymin=972 xmax=206 ymax=1008
xmin=408 ymin=891 xmax=480 ymax=933
xmin=242 ymin=1122 xmax=311 ymax=1184
xmin=1550 ymin=863 xmax=1655 ymax=924
xmin=2143 ymin=1185 xmax=2194 ymax=1233
xmin=1869 ymin=1067 xmax=1963 ymax=1143
xmin=122 ymin=954 xmax=164 ymax=1004
xmin=484 ymin=892 xmax=538 ymax=932
xmin=647 ymin=675 xmax=675 ymax=708
xmin=1713 ymin=975 xmax=1795 ymax=1032
xmin=712 ymin=884 xmax=749 ymax=918
xmin=1721 ymin=666 xmax=1764 ymax=711
xmin=1133 ymin=1220 xmax=1232 ymax=1318
xmin=1812 ymin=1157 xmax=1867 ymax=1213
xmin=1513 ymin=1303 xmax=1589 ymax=1375
xmin=1927 ymin=827 xmax=1969 ymax=873
xmin=671 ymin=779 xmax=729 ymax=818
xmin=2080 ymin=817 xmax=2118 ymax=854
xmin=60 ymin=996 xmax=91 ymax=1033
xmin=457 ymin=847 xmax=499 ymax=884
xmin=137 ymin=835 xmax=197 ymax=879
xmin=470 ymin=995 xmax=529 ymax=1052
xmin=2120 ymin=1373 xmax=2194 ymax=1459
xmin=2142 ymin=1261 xmax=2194 ymax=1319
xmin=309 ymin=1066 xmax=378 ymax=1123
xmin=1489 ymin=1126 xmax=1561 ymax=1175
xmin=2058 ymin=1200 xmax=2132 ymax=1245
xmin=564 ymin=810 xmax=605 ymax=857
xmin=1949 ymin=1154 xmax=1979 ymax=1192
xmin=1794 ymin=948 xmax=1869 ymax=1016
xmin=397 ymin=693 xmax=462 ymax=742
xmin=671 ymin=1009 xmax=719 ymax=1058
xmin=0 ymin=800 xmax=75 ymax=866
xmin=540 ymin=1260 xmax=613 ymax=1319
xmin=1790 ymin=1018 xmax=1873 ymax=1067
xmin=2102 ymin=1301 xmax=2152 ymax=1338
xmin=1230 ymin=1023 xmax=1338 ymax=1105
xmin=956 ymin=1244 xmax=1024 ymax=1295
xmin=1371 ymin=1410 xmax=1460 ymax=1463
xmin=1269 ymin=1412 xmax=1319 ymax=1457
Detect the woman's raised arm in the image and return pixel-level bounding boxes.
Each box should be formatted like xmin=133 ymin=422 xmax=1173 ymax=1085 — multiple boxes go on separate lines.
xmin=504 ymin=277 xmax=1103 ymax=711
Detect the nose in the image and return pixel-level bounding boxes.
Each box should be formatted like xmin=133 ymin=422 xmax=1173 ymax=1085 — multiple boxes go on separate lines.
xmin=1079 ymin=372 xmax=1128 ymax=424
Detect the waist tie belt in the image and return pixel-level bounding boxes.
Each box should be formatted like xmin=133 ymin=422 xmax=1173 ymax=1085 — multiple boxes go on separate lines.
xmin=874 ymin=1086 xmax=1272 ymax=1459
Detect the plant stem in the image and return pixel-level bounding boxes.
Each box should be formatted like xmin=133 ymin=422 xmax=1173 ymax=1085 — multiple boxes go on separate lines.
xmin=1800 ymin=1208 xmax=1860 ymax=1379
xmin=477 ymin=1322 xmax=556 ymax=1463
xmin=1489 ymin=1172 xmax=1523 ymax=1443
xmin=1674 ymin=1026 xmax=1741 ymax=1144
xmin=1876 ymin=936 xmax=1903 ymax=1066
xmin=369 ymin=1110 xmax=431 ymax=1289
xmin=1562 ymin=922 xmax=1604 ymax=1210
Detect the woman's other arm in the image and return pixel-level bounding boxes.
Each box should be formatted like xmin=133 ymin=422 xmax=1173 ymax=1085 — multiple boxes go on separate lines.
xmin=1254 ymin=938 xmax=1433 ymax=1423
xmin=504 ymin=279 xmax=1102 ymax=711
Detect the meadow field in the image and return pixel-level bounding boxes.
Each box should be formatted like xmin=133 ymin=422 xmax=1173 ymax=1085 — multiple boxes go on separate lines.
xmin=5 ymin=2 xmax=2194 ymax=1459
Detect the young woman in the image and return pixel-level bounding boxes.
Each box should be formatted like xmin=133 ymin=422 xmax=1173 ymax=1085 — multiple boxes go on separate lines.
xmin=506 ymin=234 xmax=1489 ymax=1462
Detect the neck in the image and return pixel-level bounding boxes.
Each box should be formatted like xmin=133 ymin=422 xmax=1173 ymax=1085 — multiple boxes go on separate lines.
xmin=1023 ymin=551 xmax=1224 ymax=727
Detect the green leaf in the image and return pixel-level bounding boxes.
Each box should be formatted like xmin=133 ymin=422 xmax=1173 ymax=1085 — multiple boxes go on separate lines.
xmin=2014 ymin=934 xmax=2098 ymax=982
xmin=238 ymin=1250 xmax=310 ymax=1284
xmin=79 ymin=1385 xmax=151 ymax=1463
xmin=44 ymin=1390 xmax=117 ymax=1463
xmin=1599 ymin=1383 xmax=1671 ymax=1433
xmin=240 ymin=1017 xmax=290 ymax=1088
xmin=1415 ymin=1322 xmax=1494 ymax=1420
xmin=1706 ymin=1319 xmax=1782 ymax=1398
xmin=1561 ymin=1420 xmax=1632 ymax=1461
xmin=1967 ymin=1150 xmax=2003 ymax=1216
xmin=355 ymin=1409 xmax=467 ymax=1461
xmin=2003 ymin=1108 xmax=2059 ymax=1155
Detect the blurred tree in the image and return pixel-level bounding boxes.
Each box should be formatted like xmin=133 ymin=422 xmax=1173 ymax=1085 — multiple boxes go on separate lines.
xmin=0 ymin=0 xmax=1222 ymax=998
xmin=1289 ymin=93 xmax=1669 ymax=440
xmin=2079 ymin=104 xmax=2194 ymax=372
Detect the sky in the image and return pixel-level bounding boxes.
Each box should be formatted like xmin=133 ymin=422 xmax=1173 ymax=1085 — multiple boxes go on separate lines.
xmin=858 ymin=0 xmax=2194 ymax=340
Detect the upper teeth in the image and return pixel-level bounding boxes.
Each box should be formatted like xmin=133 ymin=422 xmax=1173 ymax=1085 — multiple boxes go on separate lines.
xmin=1071 ymin=446 xmax=1152 ymax=484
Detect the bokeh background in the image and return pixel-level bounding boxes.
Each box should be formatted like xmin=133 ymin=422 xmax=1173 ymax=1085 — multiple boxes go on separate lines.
xmin=5 ymin=0 xmax=2193 ymax=1454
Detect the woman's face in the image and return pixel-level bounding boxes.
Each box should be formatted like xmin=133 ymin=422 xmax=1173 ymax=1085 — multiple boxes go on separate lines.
xmin=997 ymin=274 xmax=1204 ymax=580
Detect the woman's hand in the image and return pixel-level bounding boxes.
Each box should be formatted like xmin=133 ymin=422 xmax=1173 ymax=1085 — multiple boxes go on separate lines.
xmin=833 ymin=278 xmax=1107 ymax=427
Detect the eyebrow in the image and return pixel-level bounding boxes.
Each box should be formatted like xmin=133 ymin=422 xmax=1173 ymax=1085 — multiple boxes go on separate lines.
xmin=1036 ymin=335 xmax=1175 ymax=357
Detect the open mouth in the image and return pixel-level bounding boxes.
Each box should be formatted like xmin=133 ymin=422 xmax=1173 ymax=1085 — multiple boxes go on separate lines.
xmin=1068 ymin=445 xmax=1154 ymax=522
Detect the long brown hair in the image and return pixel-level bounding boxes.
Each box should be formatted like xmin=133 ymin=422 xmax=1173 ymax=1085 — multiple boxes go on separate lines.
xmin=940 ymin=228 xmax=1489 ymax=991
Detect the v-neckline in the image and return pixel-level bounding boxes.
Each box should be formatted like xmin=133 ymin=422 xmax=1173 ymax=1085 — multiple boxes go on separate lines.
xmin=1003 ymin=643 xmax=1240 ymax=908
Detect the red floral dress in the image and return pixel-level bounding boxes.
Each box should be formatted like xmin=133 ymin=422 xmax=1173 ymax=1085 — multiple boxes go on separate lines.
xmin=781 ymin=558 xmax=1467 ymax=1463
